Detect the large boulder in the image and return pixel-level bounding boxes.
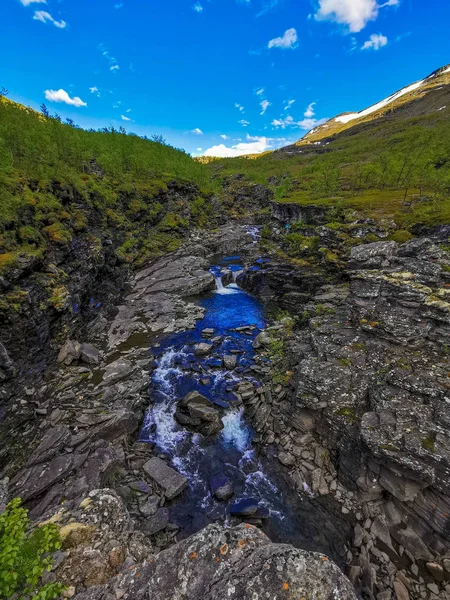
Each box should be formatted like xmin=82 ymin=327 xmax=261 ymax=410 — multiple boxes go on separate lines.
xmin=72 ymin=523 xmax=356 ymax=600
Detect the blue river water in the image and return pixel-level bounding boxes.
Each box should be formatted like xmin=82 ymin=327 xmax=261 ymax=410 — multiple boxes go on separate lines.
xmin=140 ymin=255 xmax=350 ymax=565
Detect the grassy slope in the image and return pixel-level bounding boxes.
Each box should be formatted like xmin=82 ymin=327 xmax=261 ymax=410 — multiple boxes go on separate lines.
xmin=209 ymin=101 xmax=450 ymax=228
xmin=0 ymin=97 xmax=216 ymax=274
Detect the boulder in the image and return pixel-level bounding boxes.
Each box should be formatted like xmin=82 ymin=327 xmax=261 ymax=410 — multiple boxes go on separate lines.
xmin=222 ymin=355 xmax=237 ymax=370
xmin=143 ymin=457 xmax=187 ymax=499
xmin=58 ymin=339 xmax=81 ymax=365
xmin=210 ymin=475 xmax=234 ymax=501
xmin=195 ymin=343 xmax=213 ymax=356
xmin=230 ymin=498 xmax=259 ymax=517
xmin=27 ymin=426 xmax=71 ymax=466
xmin=72 ymin=523 xmax=357 ymax=600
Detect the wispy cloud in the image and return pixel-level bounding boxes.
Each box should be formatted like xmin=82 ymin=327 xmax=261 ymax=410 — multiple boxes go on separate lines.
xmin=44 ymin=89 xmax=87 ymax=107
xmin=361 ymin=33 xmax=388 ymax=50
xmin=89 ymin=86 xmax=101 ymax=97
xmin=121 ymin=114 xmax=132 ymax=121
xmin=33 ymin=10 xmax=66 ymax=28
xmin=271 ymin=114 xmax=326 ymax=130
xmin=268 ymin=28 xmax=297 ymax=49
xmin=114 ymin=3 xmax=124 ymax=8
xmin=220 ymin=134 xmax=229 ymax=139
xmin=20 ymin=0 xmax=46 ymax=5
xmin=255 ymin=88 xmax=265 ymax=96
xmin=284 ymin=99 xmax=295 ymax=111
xmin=304 ymin=102 xmax=316 ymax=118
xmin=191 ymin=128 xmax=203 ymax=134
xmin=192 ymin=2 xmax=203 ymax=12
xmin=99 ymin=43 xmax=120 ymax=72
xmin=260 ymin=99 xmax=271 ymax=115
xmin=235 ymin=103 xmax=245 ymax=112
xmin=238 ymin=119 xmax=250 ymax=127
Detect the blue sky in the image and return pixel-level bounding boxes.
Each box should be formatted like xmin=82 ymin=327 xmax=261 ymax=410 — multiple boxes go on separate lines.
xmin=2 ymin=0 xmax=450 ymax=156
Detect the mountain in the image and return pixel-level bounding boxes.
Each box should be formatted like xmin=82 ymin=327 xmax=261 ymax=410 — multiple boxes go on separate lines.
xmin=296 ymin=64 xmax=450 ymax=147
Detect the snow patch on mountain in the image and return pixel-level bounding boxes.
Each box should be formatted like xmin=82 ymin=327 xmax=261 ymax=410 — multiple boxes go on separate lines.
xmin=335 ymin=80 xmax=424 ymax=125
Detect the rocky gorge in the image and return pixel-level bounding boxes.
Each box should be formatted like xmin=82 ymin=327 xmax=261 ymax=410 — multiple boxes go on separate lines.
xmin=1 ymin=182 xmax=450 ymax=600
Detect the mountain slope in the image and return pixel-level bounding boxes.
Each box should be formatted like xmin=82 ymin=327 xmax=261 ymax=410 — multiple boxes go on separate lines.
xmin=296 ymin=64 xmax=450 ymax=147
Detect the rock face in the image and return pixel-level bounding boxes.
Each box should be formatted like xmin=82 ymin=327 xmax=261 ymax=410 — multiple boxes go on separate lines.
xmin=143 ymin=457 xmax=188 ymax=500
xmin=245 ymin=237 xmax=450 ymax=598
xmin=73 ymin=523 xmax=357 ymax=600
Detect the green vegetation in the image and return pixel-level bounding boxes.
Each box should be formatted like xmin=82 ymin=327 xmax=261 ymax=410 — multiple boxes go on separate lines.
xmin=0 ymin=97 xmax=216 ymax=278
xmin=208 ymin=107 xmax=450 ymax=227
xmin=422 ymin=432 xmax=437 ymax=452
xmin=0 ymin=498 xmax=64 ymax=600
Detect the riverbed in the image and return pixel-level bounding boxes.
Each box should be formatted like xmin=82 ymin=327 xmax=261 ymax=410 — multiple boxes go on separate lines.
xmin=139 ymin=252 xmax=351 ymax=566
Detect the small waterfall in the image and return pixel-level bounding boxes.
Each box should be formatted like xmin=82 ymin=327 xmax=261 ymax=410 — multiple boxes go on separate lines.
xmin=232 ymin=269 xmax=243 ymax=283
xmin=215 ymin=275 xmax=224 ymax=291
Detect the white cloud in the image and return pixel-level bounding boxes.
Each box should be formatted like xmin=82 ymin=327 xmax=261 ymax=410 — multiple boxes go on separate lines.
xmin=197 ymin=147 xmax=202 ymax=151
xmin=126 ymin=108 xmax=131 ymax=113
xmin=191 ymin=128 xmax=203 ymax=135
xmin=89 ymin=86 xmax=101 ymax=97
xmin=121 ymin=114 xmax=132 ymax=121
xmin=255 ymin=88 xmax=265 ymax=96
xmin=203 ymin=134 xmax=289 ymax=157
xmin=192 ymin=2 xmax=203 ymax=11
xmin=220 ymin=134 xmax=229 ymax=139
xmin=235 ymin=103 xmax=245 ymax=112
xmin=304 ymin=102 xmax=316 ymax=118
xmin=20 ymin=0 xmax=46 ymax=5
xmin=362 ymin=33 xmax=388 ymax=50
xmin=203 ymin=135 xmax=272 ymax=157
xmin=315 ymin=0 xmax=379 ymax=32
xmin=284 ymin=99 xmax=295 ymax=111
xmin=33 ymin=10 xmax=66 ymax=28
xmin=238 ymin=119 xmax=250 ymax=126
xmin=268 ymin=28 xmax=297 ymax=49
xmin=260 ymin=99 xmax=271 ymax=115
xmin=271 ymin=114 xmax=326 ymax=130
xmin=110 ymin=64 xmax=119 ymax=71
xmin=44 ymin=89 xmax=87 ymax=107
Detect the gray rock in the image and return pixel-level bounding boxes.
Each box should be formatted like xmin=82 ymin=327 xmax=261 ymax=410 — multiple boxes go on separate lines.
xmin=143 ymin=457 xmax=187 ymax=499
xmin=195 ymin=343 xmax=213 ymax=356
xmin=72 ymin=523 xmax=357 ymax=600
xmin=58 ymin=339 xmax=81 ymax=365
xmin=27 ymin=426 xmax=71 ymax=466
xmin=222 ymin=355 xmax=237 ymax=370
xmin=11 ymin=455 xmax=74 ymax=501
xmin=80 ymin=343 xmax=101 ymax=365
xmin=210 ymin=475 xmax=234 ymax=501
xmin=141 ymin=508 xmax=169 ymax=536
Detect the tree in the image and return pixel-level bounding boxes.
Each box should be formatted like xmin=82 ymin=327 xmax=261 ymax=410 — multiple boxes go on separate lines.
xmin=40 ymin=104 xmax=49 ymax=117
xmin=0 ymin=498 xmax=65 ymax=600
xmin=52 ymin=113 xmax=62 ymax=123
xmin=0 ymin=87 xmax=9 ymax=97
xmin=151 ymin=133 xmax=166 ymax=145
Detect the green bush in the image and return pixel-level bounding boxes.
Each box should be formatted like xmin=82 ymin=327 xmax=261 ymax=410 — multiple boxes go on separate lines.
xmin=0 ymin=498 xmax=64 ymax=600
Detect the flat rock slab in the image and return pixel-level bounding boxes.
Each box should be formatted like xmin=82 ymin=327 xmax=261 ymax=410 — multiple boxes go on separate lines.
xmin=143 ymin=457 xmax=187 ymax=499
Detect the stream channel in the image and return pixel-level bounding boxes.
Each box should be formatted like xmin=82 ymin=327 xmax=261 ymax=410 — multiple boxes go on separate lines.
xmin=139 ymin=244 xmax=350 ymax=567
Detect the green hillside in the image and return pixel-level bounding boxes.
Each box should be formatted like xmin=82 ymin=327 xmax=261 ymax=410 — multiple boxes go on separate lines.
xmin=0 ymin=97 xmax=215 ymax=275
xmin=209 ymin=77 xmax=450 ymax=229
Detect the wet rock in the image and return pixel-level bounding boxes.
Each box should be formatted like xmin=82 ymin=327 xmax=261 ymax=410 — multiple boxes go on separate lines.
xmin=210 ymin=475 xmax=234 ymax=501
xmin=230 ymin=498 xmax=259 ymax=517
xmin=58 ymin=339 xmax=81 ymax=365
xmin=222 ymin=354 xmax=237 ymax=370
xmin=201 ymin=328 xmax=215 ymax=338
xmin=195 ymin=343 xmax=213 ymax=356
xmin=252 ymin=330 xmax=271 ymax=349
xmin=143 ymin=457 xmax=187 ymax=499
xmin=72 ymin=523 xmax=357 ymax=600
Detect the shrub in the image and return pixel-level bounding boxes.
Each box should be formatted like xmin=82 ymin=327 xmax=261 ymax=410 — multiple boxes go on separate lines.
xmin=0 ymin=498 xmax=64 ymax=600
